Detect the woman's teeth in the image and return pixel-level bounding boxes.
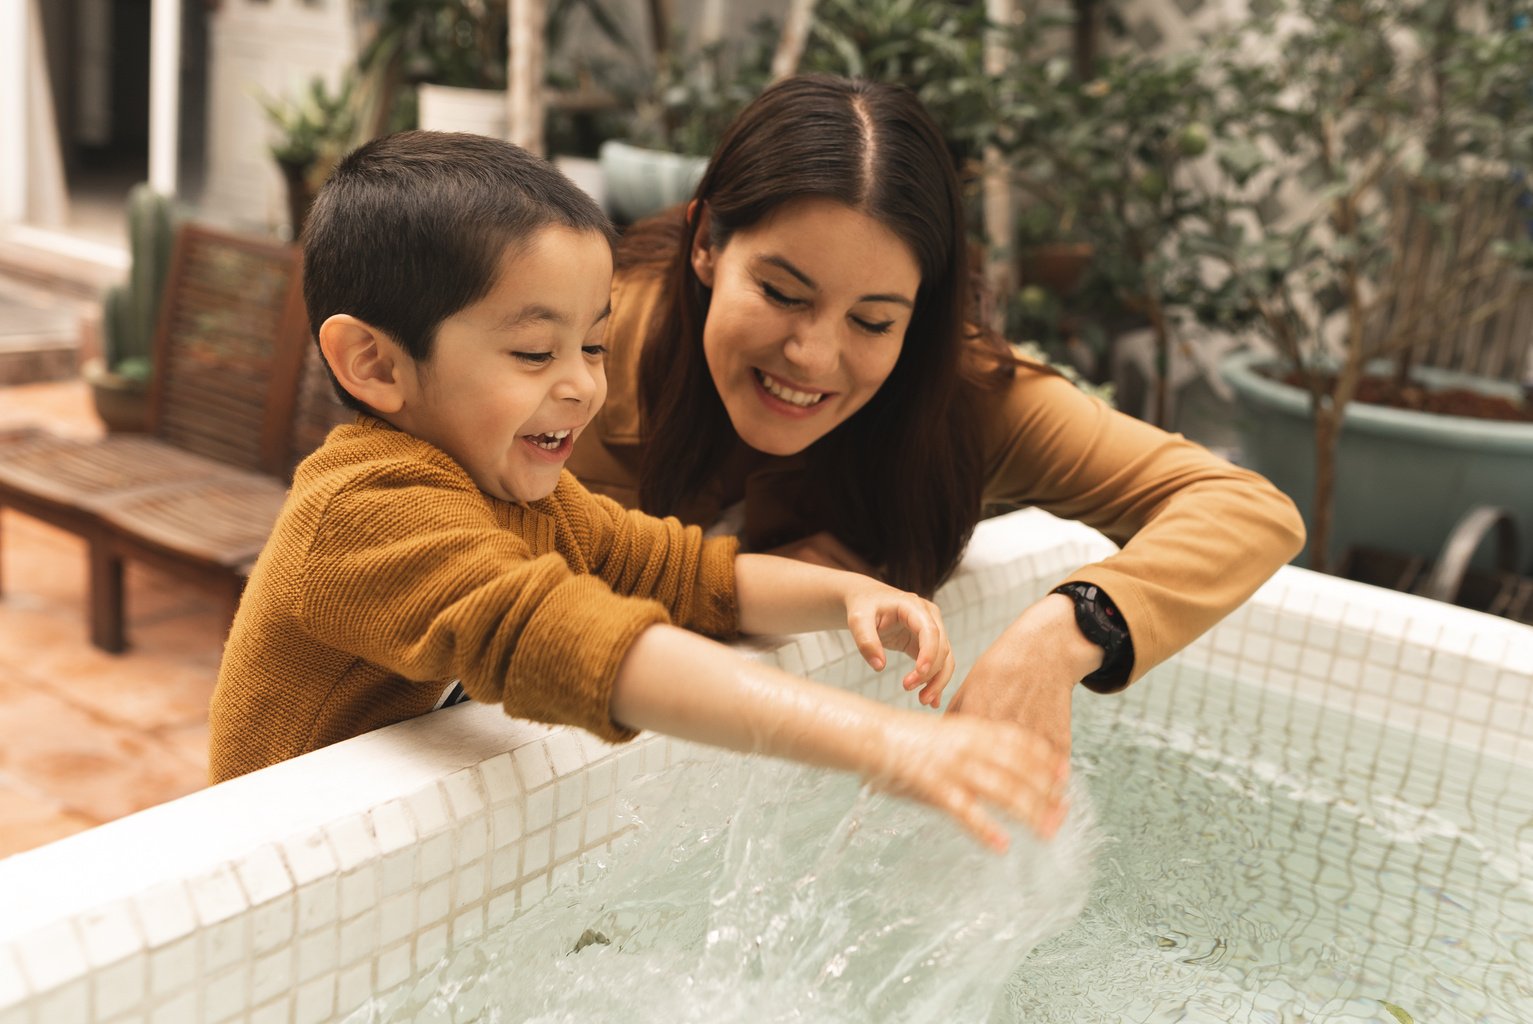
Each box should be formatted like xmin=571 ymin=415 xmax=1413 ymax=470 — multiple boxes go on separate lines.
xmin=757 ymin=370 xmax=827 ymax=408
xmin=528 ymin=429 xmax=571 ymax=450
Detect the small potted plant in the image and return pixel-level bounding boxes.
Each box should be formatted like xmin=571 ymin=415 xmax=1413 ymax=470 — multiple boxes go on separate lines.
xmin=257 ymin=73 xmax=358 ymax=239
xmin=1196 ymin=0 xmax=1533 ymax=572
xmin=1000 ymin=36 xmax=1229 ymax=425
xmin=83 ymin=184 xmax=177 ymax=434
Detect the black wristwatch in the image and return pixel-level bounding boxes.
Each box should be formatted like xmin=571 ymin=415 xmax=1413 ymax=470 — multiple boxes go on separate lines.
xmin=1051 ymin=581 xmax=1135 ymax=692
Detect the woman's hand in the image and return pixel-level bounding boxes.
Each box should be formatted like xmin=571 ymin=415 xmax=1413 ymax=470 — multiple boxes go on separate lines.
xmin=866 ymin=708 xmax=1069 ymax=851
xmin=844 ymin=580 xmax=954 ymax=708
xmin=946 ymin=592 xmax=1102 ymax=758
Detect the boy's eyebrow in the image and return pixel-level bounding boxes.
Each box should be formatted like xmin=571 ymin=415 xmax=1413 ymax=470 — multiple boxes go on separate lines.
xmin=497 ymin=302 xmax=612 ymax=330
xmin=755 ymin=254 xmax=914 ymax=308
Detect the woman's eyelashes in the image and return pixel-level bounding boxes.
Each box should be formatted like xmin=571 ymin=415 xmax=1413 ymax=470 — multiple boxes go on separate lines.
xmin=760 ymin=281 xmax=897 ymax=336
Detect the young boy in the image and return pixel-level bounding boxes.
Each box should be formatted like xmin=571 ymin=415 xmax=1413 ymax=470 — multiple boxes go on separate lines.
xmin=208 ymin=131 xmax=1066 ymax=850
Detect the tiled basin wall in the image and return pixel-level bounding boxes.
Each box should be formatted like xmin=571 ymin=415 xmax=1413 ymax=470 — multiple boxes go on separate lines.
xmin=0 ymin=509 xmax=1529 ymax=1024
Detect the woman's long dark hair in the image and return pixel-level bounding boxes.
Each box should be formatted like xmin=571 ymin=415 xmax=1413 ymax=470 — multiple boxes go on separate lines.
xmin=633 ymin=75 xmax=1016 ymax=596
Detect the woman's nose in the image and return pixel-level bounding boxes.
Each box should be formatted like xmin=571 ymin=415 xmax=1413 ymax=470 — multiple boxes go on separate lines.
xmin=783 ymin=317 xmax=839 ymax=378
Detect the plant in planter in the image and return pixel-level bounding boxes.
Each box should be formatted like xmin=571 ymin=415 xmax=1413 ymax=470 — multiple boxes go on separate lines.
xmin=257 ymin=73 xmax=358 ymax=239
xmin=600 ymin=15 xmax=777 ymax=224
xmin=84 ymin=184 xmax=177 ymax=433
xmin=999 ymin=35 xmax=1230 ymax=424
xmin=1192 ymin=0 xmax=1533 ymax=573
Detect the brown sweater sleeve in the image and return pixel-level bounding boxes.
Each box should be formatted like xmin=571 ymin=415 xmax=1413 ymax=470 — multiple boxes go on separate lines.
xmin=983 ymin=364 xmax=1306 ymax=688
xmin=560 ymin=478 xmax=740 ymax=638
xmin=298 ymin=457 xmax=665 ymax=743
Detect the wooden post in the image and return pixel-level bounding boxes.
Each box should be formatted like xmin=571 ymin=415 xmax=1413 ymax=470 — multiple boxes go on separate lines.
xmin=982 ymin=0 xmax=1019 ymax=331
xmin=508 ymin=0 xmax=546 ymax=155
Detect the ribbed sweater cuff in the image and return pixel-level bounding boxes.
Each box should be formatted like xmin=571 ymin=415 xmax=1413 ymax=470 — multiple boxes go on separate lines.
xmin=510 ymin=575 xmax=669 ymax=744
xmin=690 ymin=535 xmax=741 ymax=638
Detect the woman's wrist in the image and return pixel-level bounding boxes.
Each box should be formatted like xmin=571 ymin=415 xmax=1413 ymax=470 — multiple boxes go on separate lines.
xmin=993 ymin=593 xmax=1103 ymax=686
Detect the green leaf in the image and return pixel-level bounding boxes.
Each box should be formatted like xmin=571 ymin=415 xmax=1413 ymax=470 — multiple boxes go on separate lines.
xmin=1380 ymin=1000 xmax=1415 ymax=1024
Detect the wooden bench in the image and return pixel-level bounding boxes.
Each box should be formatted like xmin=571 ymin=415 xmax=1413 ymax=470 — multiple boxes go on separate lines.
xmin=0 ymin=223 xmax=351 ymax=651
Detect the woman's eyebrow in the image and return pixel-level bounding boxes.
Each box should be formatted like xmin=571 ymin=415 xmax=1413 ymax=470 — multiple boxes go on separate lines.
xmin=756 ymin=254 xmax=913 ymax=308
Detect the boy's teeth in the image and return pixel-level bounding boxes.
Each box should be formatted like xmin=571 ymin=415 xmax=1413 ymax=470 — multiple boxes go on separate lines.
xmin=758 ymin=371 xmax=825 ymax=408
xmin=528 ymin=428 xmax=571 ymax=451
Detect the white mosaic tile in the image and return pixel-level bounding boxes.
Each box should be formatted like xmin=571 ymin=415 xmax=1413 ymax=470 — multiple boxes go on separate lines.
xmin=326 ymin=815 xmax=380 ymax=873
xmin=512 ymin=743 xmax=555 ymax=791
xmin=478 ymin=753 xmax=521 ymax=805
xmin=199 ymin=916 xmax=245 ymax=975
xmin=403 ymin=784 xmax=451 ymax=838
xmin=337 ymin=910 xmax=380 ymax=967
xmin=525 ymin=787 xmax=555 ymax=833
xmin=376 ymin=942 xmax=412 ymax=993
xmin=295 ymin=878 xmax=338 ymax=933
xmin=379 ymin=849 xmax=417 ymax=899
xmin=249 ymin=946 xmax=293 ymax=1007
xmin=376 ymin=892 xmax=415 ymax=948
xmin=416 ymin=831 xmax=455 ymax=884
xmin=248 ymin=996 xmax=291 ymax=1024
xmin=132 ymin=882 xmax=197 ymax=949
xmin=15 ymin=921 xmax=87 ymax=993
xmin=93 ymin=955 xmax=146 ymax=1021
xmin=294 ymin=974 xmax=336 ymax=1024
xmin=418 ymin=877 xmax=451 ymax=928
xmin=369 ymin=800 xmax=417 ymax=856
xmin=147 ymin=936 xmax=197 ymax=999
xmin=32 ymin=978 xmax=87 ymax=1024
xmin=281 ymin=831 xmax=338 ymax=888
xmin=451 ymin=907 xmax=484 ymax=949
xmin=491 ymin=804 xmax=524 ymax=853
xmin=339 ymin=864 xmax=379 ymax=922
xmin=148 ymin=989 xmax=197 ymax=1024
xmin=457 ymin=817 xmax=490 ymax=864
xmin=201 ymin=964 xmax=245 ymax=1024
xmin=335 ymin=961 xmax=374 ymax=1018
xmin=294 ymin=926 xmax=338 ymax=985
xmin=414 ymin=924 xmax=449 ymax=974
xmin=454 ymin=861 xmax=486 ymax=910
xmin=442 ymin=768 xmax=488 ymax=821
xmin=76 ymin=904 xmax=142 ymax=970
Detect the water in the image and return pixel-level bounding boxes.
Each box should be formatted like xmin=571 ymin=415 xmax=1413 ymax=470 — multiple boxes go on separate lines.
xmin=346 ymin=666 xmax=1533 ymax=1022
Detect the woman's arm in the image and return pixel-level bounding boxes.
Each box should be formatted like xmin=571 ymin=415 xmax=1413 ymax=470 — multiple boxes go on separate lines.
xmin=609 ymin=623 xmax=1067 ymax=850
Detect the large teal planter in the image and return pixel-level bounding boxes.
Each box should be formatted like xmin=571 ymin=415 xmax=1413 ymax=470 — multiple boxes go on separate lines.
xmin=1222 ymin=350 xmax=1533 ymax=572
xmin=598 ymin=141 xmax=708 ymax=225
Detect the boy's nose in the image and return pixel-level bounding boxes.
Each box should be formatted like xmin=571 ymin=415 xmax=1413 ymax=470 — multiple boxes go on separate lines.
xmin=553 ymin=360 xmax=599 ymax=403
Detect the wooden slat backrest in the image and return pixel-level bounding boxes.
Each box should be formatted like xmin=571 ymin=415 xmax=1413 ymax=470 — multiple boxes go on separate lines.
xmin=145 ymin=225 xmax=310 ymax=475
xmin=286 ymin=339 xmax=355 ymax=477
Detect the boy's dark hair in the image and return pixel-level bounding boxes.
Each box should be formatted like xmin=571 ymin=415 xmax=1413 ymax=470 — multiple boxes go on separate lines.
xmin=302 ymin=130 xmax=614 ymax=411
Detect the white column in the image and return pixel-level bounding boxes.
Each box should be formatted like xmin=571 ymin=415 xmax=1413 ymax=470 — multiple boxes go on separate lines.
xmin=148 ymin=0 xmax=182 ymax=194
xmin=1 ymin=0 xmax=31 ymax=223
xmin=508 ymin=0 xmax=546 ymax=155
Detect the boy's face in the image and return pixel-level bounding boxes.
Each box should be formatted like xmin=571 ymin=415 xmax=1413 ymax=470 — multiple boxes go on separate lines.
xmin=396 ymin=226 xmax=612 ymax=503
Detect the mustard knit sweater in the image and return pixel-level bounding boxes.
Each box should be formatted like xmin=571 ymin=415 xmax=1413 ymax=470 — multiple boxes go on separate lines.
xmin=208 ymin=416 xmax=739 ymax=784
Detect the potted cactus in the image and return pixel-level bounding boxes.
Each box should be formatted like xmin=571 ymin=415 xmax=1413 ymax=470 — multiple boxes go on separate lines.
xmin=83 ymin=184 xmax=177 ymax=434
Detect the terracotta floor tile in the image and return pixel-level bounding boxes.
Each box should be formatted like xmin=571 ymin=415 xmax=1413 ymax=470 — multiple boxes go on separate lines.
xmin=0 ymin=379 xmax=238 ymax=855
xmin=0 ymin=657 xmax=203 ymax=822
xmin=0 ymin=785 xmax=99 ymax=859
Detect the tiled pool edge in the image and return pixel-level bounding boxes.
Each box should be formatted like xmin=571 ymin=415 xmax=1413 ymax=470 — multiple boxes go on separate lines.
xmin=0 ymin=509 xmax=1528 ymax=1024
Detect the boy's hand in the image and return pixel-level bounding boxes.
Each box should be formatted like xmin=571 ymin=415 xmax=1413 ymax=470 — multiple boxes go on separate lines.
xmin=845 ymin=583 xmax=954 ymax=707
xmin=865 ymin=710 xmax=1069 ymax=852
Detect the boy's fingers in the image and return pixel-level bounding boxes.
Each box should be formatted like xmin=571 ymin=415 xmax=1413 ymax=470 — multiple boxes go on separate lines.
xmin=941 ymin=783 xmax=1011 ymax=854
xmin=849 ymin=610 xmax=886 ymax=670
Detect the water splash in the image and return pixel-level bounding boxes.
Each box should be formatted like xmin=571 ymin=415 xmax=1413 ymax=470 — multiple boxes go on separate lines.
xmin=350 ymin=756 xmax=1099 ymax=1023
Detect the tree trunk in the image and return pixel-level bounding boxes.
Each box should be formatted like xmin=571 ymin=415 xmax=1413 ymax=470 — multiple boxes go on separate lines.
xmin=772 ymin=0 xmax=817 ymax=81
xmin=1309 ymin=402 xmax=1340 ymax=575
xmin=508 ymin=0 xmax=547 ymax=155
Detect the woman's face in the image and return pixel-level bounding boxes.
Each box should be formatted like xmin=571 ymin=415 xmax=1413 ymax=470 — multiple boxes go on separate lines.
xmin=691 ymin=197 xmax=922 ymax=457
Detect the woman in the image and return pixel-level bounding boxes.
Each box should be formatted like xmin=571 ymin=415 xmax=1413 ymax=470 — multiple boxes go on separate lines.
xmin=569 ymin=75 xmax=1305 ymax=755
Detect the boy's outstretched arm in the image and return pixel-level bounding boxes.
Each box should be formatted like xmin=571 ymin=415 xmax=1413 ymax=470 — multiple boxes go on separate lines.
xmin=608 ymin=624 xmax=1068 ymax=852
xmin=733 ymin=553 xmax=955 ymax=707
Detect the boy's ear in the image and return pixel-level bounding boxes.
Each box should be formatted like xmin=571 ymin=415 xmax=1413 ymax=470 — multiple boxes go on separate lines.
xmin=688 ymin=201 xmax=716 ymax=288
xmin=318 ymin=314 xmax=407 ymax=414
